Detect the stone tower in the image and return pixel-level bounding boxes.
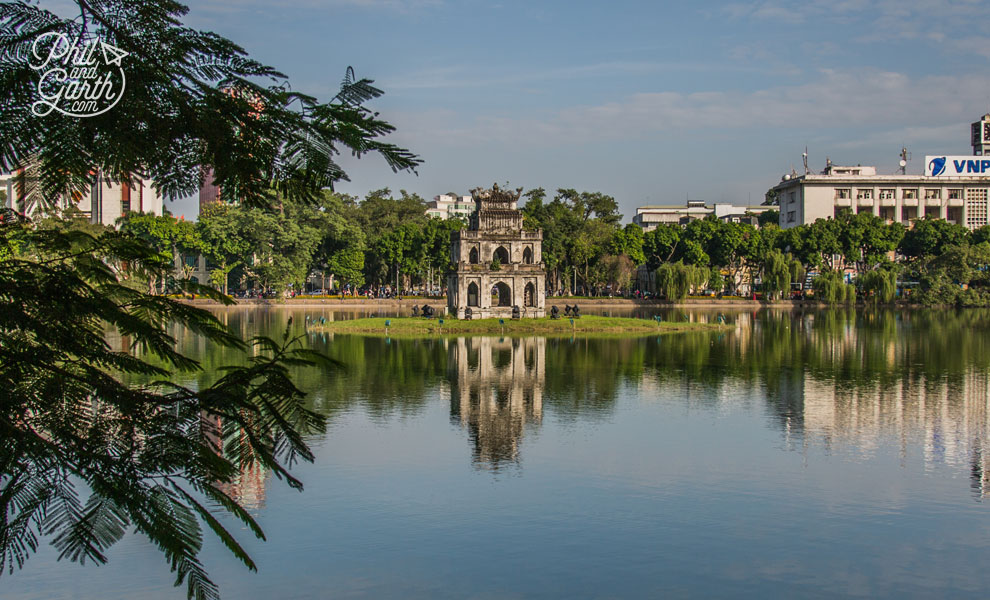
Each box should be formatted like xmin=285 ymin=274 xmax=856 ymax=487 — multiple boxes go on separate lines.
xmin=447 ymin=184 xmax=546 ymax=319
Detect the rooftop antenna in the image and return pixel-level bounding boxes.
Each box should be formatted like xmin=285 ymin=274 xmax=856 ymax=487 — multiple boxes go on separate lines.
xmin=802 ymin=147 xmax=809 ymax=174
xmin=898 ymin=146 xmax=910 ymax=175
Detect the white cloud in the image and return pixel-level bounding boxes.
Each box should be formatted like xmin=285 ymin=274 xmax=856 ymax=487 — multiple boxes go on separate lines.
xmin=188 ymin=0 xmax=440 ymax=16
xmin=400 ymin=68 xmax=990 ymax=147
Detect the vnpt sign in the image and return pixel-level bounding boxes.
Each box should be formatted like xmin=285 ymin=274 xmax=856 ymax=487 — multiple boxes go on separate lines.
xmin=925 ymin=155 xmax=990 ymax=176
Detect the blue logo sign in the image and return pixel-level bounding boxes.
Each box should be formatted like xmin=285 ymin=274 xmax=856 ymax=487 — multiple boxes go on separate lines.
xmin=929 ymin=156 xmax=946 ymax=176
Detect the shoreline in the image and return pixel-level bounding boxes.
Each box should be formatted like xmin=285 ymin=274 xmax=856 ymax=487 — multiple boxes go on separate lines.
xmin=178 ymin=297 xmax=838 ymax=309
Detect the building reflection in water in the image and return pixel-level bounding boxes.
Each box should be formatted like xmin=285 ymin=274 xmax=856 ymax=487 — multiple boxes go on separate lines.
xmin=800 ymin=372 xmax=990 ymax=499
xmin=201 ymin=413 xmax=270 ymax=510
xmin=448 ymin=337 xmax=544 ymax=470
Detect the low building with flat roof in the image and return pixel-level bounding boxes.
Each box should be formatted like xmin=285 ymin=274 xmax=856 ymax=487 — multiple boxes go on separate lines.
xmin=427 ymin=193 xmax=475 ymax=221
xmin=774 ymin=114 xmax=990 ymax=230
xmin=632 ymin=201 xmax=771 ymax=230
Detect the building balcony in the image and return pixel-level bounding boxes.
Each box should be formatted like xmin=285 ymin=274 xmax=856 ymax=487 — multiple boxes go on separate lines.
xmin=455 ymin=229 xmax=543 ymax=240
xmin=880 ymin=198 xmax=896 ymax=207
xmin=834 ymin=198 xmax=852 ymax=207
xmin=857 ymin=198 xmax=874 ymax=206
xmin=455 ymin=262 xmax=545 ymax=273
xmin=901 ymin=198 xmax=918 ymax=206
xmin=925 ymin=197 xmax=942 ymax=206
xmin=949 ymin=198 xmax=964 ymax=207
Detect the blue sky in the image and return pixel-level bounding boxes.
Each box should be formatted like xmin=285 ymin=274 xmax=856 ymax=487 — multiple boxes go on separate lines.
xmin=111 ymin=1 xmax=990 ymax=219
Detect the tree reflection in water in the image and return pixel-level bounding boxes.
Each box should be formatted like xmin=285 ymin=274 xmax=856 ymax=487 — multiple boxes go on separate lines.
xmin=153 ymin=307 xmax=990 ymax=498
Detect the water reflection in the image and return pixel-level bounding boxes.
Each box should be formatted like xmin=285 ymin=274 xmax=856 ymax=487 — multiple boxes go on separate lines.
xmin=447 ymin=337 xmax=545 ymax=470
xmin=201 ymin=413 xmax=270 ymax=510
xmin=156 ymin=306 xmax=990 ymax=497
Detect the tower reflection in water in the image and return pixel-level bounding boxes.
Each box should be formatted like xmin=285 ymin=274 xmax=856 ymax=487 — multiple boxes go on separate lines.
xmin=447 ymin=337 xmax=544 ymax=470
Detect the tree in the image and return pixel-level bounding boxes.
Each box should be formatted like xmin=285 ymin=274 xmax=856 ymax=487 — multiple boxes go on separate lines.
xmin=837 ymin=212 xmax=903 ymax=273
xmin=656 ymin=261 xmax=708 ymax=302
xmin=0 ymin=216 xmax=329 ymax=600
xmin=813 ymin=270 xmax=855 ymax=304
xmin=757 ymin=209 xmax=779 ymax=228
xmin=859 ymin=267 xmax=898 ymax=303
xmin=761 ymin=249 xmax=793 ymax=301
xmin=118 ymin=213 xmax=200 ymax=294
xmin=609 ymin=224 xmax=646 ymax=266
xmin=239 ymin=203 xmax=323 ymax=294
xmin=899 ymin=217 xmax=969 ymax=262
xmin=1 ymin=3 xmax=421 ymax=211
xmin=196 ymin=204 xmax=250 ymax=295
xmin=590 ymin=254 xmax=636 ymax=295
xmin=643 ymin=224 xmax=681 ymax=269
xmin=1 ymin=1 xmax=420 ymax=598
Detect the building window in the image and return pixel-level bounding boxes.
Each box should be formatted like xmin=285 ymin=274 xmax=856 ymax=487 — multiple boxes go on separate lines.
xmin=787 ymin=211 xmax=796 ymax=223
xmin=948 ymin=189 xmax=963 ymax=200
xmin=924 ymin=189 xmax=941 ymax=200
xmin=948 ymin=206 xmax=963 ymax=225
xmin=903 ymin=189 xmax=918 ymax=199
xmin=788 ymin=192 xmax=796 ymax=204
xmin=856 ymin=189 xmax=873 ymax=199
xmin=835 ymin=189 xmax=851 ymax=199
xmin=879 ymin=189 xmax=895 ymax=200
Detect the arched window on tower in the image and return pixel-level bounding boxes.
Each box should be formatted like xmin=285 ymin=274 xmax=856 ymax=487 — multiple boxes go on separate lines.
xmin=467 ymin=282 xmax=479 ymax=307
xmin=494 ymin=246 xmax=509 ymax=265
xmin=523 ymin=247 xmax=533 ymax=264
xmin=494 ymin=282 xmax=511 ymax=306
xmin=469 ymin=247 xmax=479 ymax=264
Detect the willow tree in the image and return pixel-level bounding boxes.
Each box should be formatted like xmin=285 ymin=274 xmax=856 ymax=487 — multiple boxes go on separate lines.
xmin=656 ymin=261 xmax=709 ymax=302
xmin=0 ymin=1 xmax=420 ymax=599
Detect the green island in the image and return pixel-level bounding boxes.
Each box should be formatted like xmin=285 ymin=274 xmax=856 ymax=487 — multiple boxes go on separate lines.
xmin=305 ymin=315 xmax=726 ymax=336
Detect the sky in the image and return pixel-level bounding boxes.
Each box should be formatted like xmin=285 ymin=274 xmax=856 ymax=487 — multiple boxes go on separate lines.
xmin=78 ymin=1 xmax=990 ymax=220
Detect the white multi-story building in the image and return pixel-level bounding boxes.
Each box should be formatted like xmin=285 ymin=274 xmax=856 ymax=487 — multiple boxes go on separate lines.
xmin=427 ymin=193 xmax=475 ymax=220
xmin=2 ymin=170 xmax=164 ymax=226
xmin=632 ymin=201 xmax=771 ymax=231
xmin=774 ymin=114 xmax=990 ymax=230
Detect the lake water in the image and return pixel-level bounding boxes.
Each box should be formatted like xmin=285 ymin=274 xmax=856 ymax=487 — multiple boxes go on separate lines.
xmin=8 ymin=307 xmax=990 ymax=599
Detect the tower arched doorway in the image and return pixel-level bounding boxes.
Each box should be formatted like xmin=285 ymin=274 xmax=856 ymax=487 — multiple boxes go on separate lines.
xmin=494 ymin=282 xmax=512 ymax=307
xmin=469 ymin=247 xmax=479 ymax=264
xmin=524 ymin=282 xmax=536 ymax=307
xmin=467 ymin=282 xmax=479 ymax=307
xmin=523 ymin=247 xmax=533 ymax=264
xmin=493 ymin=246 xmax=509 ymax=265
